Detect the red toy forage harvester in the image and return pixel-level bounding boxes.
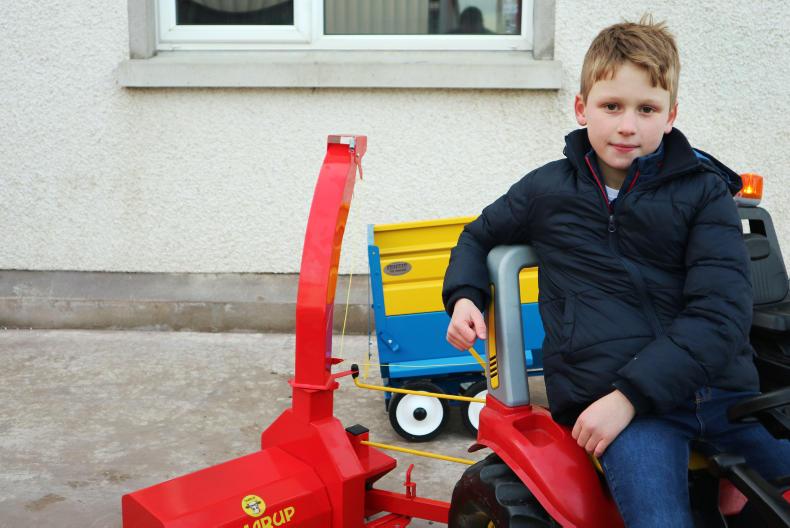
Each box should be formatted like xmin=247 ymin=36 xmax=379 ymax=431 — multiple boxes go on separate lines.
xmin=121 ymin=135 xmax=450 ymax=528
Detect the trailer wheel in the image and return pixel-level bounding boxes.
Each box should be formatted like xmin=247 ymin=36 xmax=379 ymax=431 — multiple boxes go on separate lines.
xmin=388 ymin=381 xmax=449 ymax=442
xmin=461 ymin=380 xmax=488 ymax=436
xmin=449 ymin=454 xmax=557 ymax=528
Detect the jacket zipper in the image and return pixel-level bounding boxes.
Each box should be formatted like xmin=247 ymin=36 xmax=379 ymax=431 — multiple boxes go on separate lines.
xmin=584 ymin=156 xmax=613 ymax=213
xmin=584 ymin=156 xmax=620 ymax=234
xmin=584 ymin=156 xmax=665 ymax=338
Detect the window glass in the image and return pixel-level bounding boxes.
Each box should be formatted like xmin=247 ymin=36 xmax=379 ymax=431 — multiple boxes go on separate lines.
xmin=176 ymin=0 xmax=294 ymax=25
xmin=324 ymin=0 xmax=522 ymax=36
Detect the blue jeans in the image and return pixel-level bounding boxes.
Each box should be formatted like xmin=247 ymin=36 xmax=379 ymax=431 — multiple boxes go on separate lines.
xmin=599 ymin=387 xmax=790 ymax=528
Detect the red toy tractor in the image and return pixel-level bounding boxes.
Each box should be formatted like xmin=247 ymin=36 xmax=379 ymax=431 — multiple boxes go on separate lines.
xmin=449 ymin=243 xmax=790 ymax=527
xmin=122 ymin=136 xmax=790 ymax=527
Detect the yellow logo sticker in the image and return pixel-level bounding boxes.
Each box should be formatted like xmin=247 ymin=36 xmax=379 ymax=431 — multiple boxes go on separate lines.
xmin=242 ymin=495 xmax=266 ymax=518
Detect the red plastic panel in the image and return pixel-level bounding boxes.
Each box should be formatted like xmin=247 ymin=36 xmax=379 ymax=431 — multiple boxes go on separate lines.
xmin=718 ymin=480 xmax=747 ymax=517
xmin=122 ymin=446 xmax=331 ymax=527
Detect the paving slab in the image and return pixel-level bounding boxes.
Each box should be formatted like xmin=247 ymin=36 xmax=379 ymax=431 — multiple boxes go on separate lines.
xmin=0 ymin=330 xmax=547 ymax=528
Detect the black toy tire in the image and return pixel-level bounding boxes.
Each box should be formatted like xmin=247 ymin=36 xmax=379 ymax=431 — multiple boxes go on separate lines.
xmin=449 ymin=453 xmax=558 ymax=528
xmin=461 ymin=380 xmax=488 ymax=436
xmin=388 ymin=381 xmax=450 ymax=442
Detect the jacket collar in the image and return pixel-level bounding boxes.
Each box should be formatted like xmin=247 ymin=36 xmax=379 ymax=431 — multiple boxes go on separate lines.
xmin=562 ymin=127 xmax=741 ymax=194
xmin=585 ymin=141 xmax=665 ymax=188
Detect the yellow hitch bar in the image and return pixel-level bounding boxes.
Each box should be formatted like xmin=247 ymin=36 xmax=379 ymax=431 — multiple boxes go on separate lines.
xmin=361 ymin=440 xmax=476 ymax=466
xmin=351 ymin=372 xmax=485 ymax=404
xmin=349 ymin=346 xmax=489 ymax=403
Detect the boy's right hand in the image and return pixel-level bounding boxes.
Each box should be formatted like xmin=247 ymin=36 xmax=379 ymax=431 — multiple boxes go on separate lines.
xmin=446 ymin=298 xmax=487 ymax=350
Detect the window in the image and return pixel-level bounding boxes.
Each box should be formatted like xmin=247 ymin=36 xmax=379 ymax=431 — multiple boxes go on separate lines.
xmin=159 ymin=0 xmax=310 ymax=46
xmin=121 ymin=0 xmax=560 ymax=89
xmin=157 ymin=0 xmax=533 ymax=51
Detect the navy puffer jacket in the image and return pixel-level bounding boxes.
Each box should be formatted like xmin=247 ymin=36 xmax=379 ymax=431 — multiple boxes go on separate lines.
xmin=443 ymin=128 xmax=759 ymax=426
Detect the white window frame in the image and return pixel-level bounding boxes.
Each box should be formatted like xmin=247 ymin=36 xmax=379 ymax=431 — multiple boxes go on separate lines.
xmin=158 ymin=0 xmax=312 ymax=45
xmin=157 ymin=0 xmax=534 ymax=51
xmin=120 ymin=0 xmax=560 ymax=89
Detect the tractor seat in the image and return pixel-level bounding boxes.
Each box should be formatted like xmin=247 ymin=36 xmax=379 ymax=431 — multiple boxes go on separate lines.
xmin=745 ymin=232 xmax=790 ymax=332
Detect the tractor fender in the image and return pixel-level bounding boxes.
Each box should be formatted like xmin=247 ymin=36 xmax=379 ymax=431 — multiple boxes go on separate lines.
xmin=475 ymin=398 xmax=624 ymax=528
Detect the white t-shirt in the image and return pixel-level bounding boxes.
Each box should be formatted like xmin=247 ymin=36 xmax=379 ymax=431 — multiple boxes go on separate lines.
xmin=605 ymin=185 xmax=620 ymax=202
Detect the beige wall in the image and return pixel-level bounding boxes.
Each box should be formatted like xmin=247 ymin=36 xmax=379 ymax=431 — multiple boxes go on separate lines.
xmin=1 ymin=1 xmax=788 ymax=274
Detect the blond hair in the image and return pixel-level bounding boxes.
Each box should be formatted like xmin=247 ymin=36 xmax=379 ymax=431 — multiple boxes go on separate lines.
xmin=580 ymin=15 xmax=680 ymax=106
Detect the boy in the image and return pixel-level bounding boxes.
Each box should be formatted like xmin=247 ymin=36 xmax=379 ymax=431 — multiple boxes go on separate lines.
xmin=443 ymin=16 xmax=790 ymax=527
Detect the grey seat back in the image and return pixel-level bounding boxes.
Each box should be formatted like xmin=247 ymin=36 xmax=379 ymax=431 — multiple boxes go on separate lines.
xmin=745 ymin=233 xmax=790 ymax=305
xmin=740 ymin=207 xmax=789 ymax=306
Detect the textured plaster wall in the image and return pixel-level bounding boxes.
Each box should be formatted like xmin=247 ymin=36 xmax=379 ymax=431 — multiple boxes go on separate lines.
xmin=1 ymin=1 xmax=788 ymax=274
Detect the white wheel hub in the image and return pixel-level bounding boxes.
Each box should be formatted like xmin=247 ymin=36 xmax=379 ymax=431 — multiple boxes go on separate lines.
xmin=395 ymin=394 xmax=445 ymax=437
xmin=467 ymin=389 xmax=488 ymax=430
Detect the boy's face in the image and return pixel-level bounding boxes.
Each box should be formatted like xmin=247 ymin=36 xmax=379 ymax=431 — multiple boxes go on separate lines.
xmin=574 ymin=61 xmax=678 ymax=184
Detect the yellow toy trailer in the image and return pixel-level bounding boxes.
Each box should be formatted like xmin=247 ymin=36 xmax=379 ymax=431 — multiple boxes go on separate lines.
xmin=367 ymin=216 xmax=545 ymax=441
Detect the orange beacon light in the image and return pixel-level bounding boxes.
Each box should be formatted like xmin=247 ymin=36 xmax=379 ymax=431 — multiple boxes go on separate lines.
xmin=735 ymin=173 xmax=764 ymax=207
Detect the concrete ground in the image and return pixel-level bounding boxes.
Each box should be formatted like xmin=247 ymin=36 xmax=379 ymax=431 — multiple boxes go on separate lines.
xmin=0 ymin=330 xmax=548 ymax=528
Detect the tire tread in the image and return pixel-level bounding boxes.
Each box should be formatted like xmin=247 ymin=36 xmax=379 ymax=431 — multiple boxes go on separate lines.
xmin=449 ymin=453 xmax=558 ymax=527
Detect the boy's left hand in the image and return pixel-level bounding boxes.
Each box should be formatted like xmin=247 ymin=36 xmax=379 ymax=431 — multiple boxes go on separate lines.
xmin=571 ymin=389 xmax=635 ymax=458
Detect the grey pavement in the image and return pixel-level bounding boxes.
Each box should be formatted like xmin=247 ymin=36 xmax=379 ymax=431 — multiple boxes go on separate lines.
xmin=0 ymin=330 xmax=547 ymax=528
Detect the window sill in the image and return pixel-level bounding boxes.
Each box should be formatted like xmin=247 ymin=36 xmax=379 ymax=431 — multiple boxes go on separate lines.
xmin=115 ymin=50 xmax=562 ymax=90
